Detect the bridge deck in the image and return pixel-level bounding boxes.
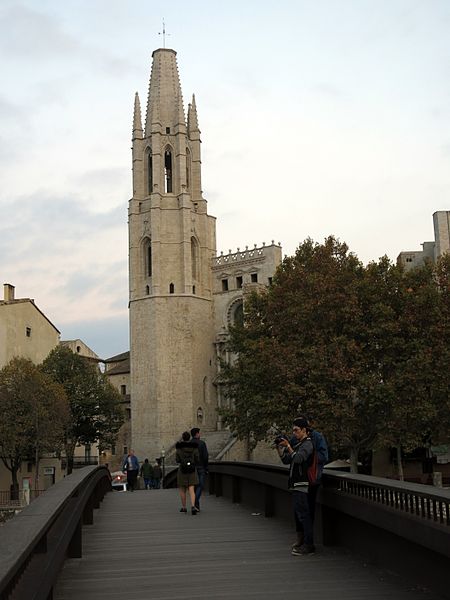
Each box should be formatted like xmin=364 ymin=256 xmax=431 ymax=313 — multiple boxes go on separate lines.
xmin=54 ymin=489 xmax=438 ymax=600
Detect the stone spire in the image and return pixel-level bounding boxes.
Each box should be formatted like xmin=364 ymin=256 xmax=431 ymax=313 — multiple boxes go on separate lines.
xmin=145 ymin=48 xmax=185 ymax=136
xmin=187 ymin=94 xmax=200 ymax=137
xmin=132 ymin=92 xmax=143 ymax=139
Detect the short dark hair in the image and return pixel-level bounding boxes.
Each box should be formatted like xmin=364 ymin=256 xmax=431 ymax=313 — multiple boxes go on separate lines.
xmin=190 ymin=427 xmax=200 ymax=437
xmin=182 ymin=431 xmax=190 ymax=442
xmin=293 ymin=417 xmax=308 ymax=429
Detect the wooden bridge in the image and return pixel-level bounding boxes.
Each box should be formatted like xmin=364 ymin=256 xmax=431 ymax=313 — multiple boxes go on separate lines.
xmin=1 ymin=464 xmax=449 ymax=600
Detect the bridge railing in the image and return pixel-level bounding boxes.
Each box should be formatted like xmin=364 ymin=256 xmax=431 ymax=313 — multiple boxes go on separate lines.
xmin=206 ymin=461 xmax=450 ymax=599
xmin=0 ymin=465 xmax=111 ymax=600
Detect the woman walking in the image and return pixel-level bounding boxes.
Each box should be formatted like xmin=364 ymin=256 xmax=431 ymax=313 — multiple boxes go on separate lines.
xmin=176 ymin=431 xmax=200 ymax=514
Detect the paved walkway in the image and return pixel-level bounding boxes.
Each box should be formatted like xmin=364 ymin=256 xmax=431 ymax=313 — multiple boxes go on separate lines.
xmin=54 ymin=489 xmax=439 ymax=600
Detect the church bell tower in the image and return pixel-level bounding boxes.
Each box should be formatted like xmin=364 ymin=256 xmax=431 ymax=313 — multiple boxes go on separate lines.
xmin=129 ymin=48 xmax=217 ymax=460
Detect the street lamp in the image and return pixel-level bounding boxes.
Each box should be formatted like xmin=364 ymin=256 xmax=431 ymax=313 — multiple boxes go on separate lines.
xmin=160 ymin=448 xmax=166 ymax=488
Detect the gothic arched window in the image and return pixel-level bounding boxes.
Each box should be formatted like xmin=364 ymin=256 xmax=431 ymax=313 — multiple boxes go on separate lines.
xmin=164 ymin=147 xmax=173 ymax=193
xmin=143 ymin=237 xmax=152 ymax=277
xmin=191 ymin=236 xmax=199 ymax=281
xmin=169 ymin=282 xmax=175 ymax=294
xmin=146 ymin=147 xmax=152 ymax=194
xmin=186 ymin=147 xmax=191 ymax=190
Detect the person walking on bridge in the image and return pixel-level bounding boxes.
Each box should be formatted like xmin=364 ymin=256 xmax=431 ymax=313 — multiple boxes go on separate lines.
xmin=176 ymin=431 xmax=200 ymax=514
xmin=190 ymin=427 xmax=209 ymax=511
xmin=122 ymin=449 xmax=139 ymax=492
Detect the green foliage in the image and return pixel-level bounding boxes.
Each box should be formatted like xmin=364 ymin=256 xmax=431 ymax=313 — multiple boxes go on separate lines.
xmin=220 ymin=237 xmax=450 ymax=471
xmin=0 ymin=357 xmax=69 ymax=491
xmin=41 ymin=346 xmax=124 ymax=471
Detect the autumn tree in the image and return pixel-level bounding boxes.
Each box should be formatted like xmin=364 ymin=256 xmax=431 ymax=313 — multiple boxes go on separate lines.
xmin=41 ymin=346 xmax=124 ymax=473
xmin=0 ymin=357 xmax=69 ymax=496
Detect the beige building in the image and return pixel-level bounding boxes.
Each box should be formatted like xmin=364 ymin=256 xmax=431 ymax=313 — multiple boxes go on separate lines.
xmin=0 ymin=284 xmax=62 ymax=494
xmin=60 ymin=339 xmax=101 ymax=365
xmin=102 ymin=351 xmax=131 ymax=470
xmin=0 ymin=285 xmax=104 ymax=493
xmin=128 ymin=48 xmax=281 ymax=460
xmin=397 ymin=211 xmax=450 ymax=270
xmin=0 ymin=283 xmax=60 ymax=369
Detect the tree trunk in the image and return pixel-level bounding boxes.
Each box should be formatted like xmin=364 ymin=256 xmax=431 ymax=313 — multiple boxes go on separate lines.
xmin=11 ymin=467 xmax=19 ymax=501
xmin=35 ymin=444 xmax=40 ymax=491
xmin=396 ymin=446 xmax=404 ymax=481
xmin=349 ymin=447 xmax=359 ymax=473
xmin=65 ymin=442 xmax=76 ymax=475
xmin=245 ymin=434 xmax=252 ymax=461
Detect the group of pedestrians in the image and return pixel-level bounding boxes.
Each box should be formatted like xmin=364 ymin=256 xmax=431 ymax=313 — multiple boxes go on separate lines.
xmin=121 ymin=451 xmax=162 ymax=491
xmin=175 ymin=427 xmax=208 ymax=515
xmin=121 ymin=418 xmax=327 ymax=558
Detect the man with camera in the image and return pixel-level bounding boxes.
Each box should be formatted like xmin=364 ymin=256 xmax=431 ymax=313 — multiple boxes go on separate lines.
xmin=276 ymin=417 xmax=315 ymax=555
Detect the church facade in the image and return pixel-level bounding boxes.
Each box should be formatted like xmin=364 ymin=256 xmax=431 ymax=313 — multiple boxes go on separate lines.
xmin=128 ymin=48 xmax=281 ymax=460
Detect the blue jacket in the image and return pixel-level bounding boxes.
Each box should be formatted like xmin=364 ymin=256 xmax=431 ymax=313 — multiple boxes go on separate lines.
xmin=122 ymin=454 xmax=139 ymax=471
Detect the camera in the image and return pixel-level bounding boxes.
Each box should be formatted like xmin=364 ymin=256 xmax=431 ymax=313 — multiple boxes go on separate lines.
xmin=274 ymin=434 xmax=288 ymax=446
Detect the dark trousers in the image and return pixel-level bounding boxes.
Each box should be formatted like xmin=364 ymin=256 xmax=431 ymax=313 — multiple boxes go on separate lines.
xmin=293 ymin=490 xmax=313 ymax=546
xmin=195 ymin=468 xmax=206 ymax=508
xmin=127 ymin=469 xmax=138 ymax=491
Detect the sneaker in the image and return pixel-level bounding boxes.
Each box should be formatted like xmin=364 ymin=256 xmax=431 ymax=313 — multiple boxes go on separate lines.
xmin=179 ymin=508 xmax=187 ymax=513
xmin=291 ymin=544 xmax=315 ymax=556
xmin=291 ymin=543 xmax=302 ymax=551
xmin=191 ymin=507 xmax=199 ymax=515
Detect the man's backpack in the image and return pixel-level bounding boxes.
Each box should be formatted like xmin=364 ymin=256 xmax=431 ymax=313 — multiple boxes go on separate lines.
xmin=180 ymin=456 xmax=196 ymax=474
xmin=307 ymin=430 xmax=328 ymax=485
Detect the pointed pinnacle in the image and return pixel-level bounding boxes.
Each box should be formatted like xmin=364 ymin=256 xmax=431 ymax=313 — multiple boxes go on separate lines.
xmin=188 ymin=93 xmax=200 ymax=133
xmin=133 ymin=92 xmax=143 ymax=137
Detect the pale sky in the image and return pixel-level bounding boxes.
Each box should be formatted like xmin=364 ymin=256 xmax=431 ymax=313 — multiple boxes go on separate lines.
xmin=1 ymin=0 xmax=450 ymax=358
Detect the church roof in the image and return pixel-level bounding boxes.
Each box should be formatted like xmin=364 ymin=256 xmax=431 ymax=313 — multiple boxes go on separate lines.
xmin=104 ymin=350 xmax=130 ymax=363
xmin=105 ymin=355 xmax=130 ymax=375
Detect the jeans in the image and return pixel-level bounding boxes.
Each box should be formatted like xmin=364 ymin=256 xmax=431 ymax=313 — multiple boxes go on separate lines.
xmin=127 ymin=469 xmax=138 ymax=491
xmin=195 ymin=468 xmax=206 ymax=508
xmin=293 ymin=489 xmax=313 ymax=546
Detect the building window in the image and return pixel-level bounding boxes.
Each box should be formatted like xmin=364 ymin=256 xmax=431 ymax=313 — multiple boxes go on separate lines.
xmin=222 ymin=279 xmax=229 ymax=292
xmin=26 ymin=327 xmax=31 ymax=338
xmin=111 ymin=444 xmax=116 ymax=456
xmin=121 ymin=385 xmax=126 ymax=395
xmin=146 ymin=285 xmax=150 ymax=295
xmin=186 ymin=148 xmax=191 ymax=190
xmin=166 ymin=127 xmax=170 ymax=134
xmin=191 ymin=237 xmax=199 ymax=280
xmin=123 ymin=446 xmax=128 ymax=456
xmin=169 ymin=283 xmax=175 ymax=294
xmin=193 ymin=285 xmax=196 ymax=294
xmin=147 ymin=148 xmax=153 ymax=194
xmin=164 ymin=149 xmax=173 ymax=193
xmin=268 ymin=277 xmax=273 ymax=286
xmin=236 ymin=276 xmax=243 ymax=289
xmin=406 ymin=257 xmax=413 ymax=263
xmin=85 ymin=444 xmax=91 ymax=461
xmin=126 ymin=408 xmax=131 ymax=421
xmin=27 ymin=462 xmax=33 ymax=473
xmin=147 ymin=243 xmax=152 ymax=277
xmin=251 ymin=273 xmax=258 ymax=283
xmin=76 ymin=345 xmax=81 ymax=353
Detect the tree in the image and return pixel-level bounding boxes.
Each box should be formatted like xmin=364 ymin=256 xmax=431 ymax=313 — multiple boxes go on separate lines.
xmin=41 ymin=346 xmax=124 ymax=473
xmin=221 ymin=237 xmax=450 ymax=476
xmin=0 ymin=357 xmax=69 ymax=497
xmin=221 ymin=237 xmax=387 ymax=468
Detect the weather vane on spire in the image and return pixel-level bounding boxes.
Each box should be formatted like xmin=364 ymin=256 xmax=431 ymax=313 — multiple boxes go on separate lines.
xmin=158 ymin=19 xmax=170 ymax=48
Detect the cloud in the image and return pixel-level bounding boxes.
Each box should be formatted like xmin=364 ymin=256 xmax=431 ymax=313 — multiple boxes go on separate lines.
xmin=59 ymin=313 xmax=129 ymax=360
xmin=0 ymin=5 xmax=81 ymax=59
xmin=0 ymin=4 xmax=136 ymax=77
